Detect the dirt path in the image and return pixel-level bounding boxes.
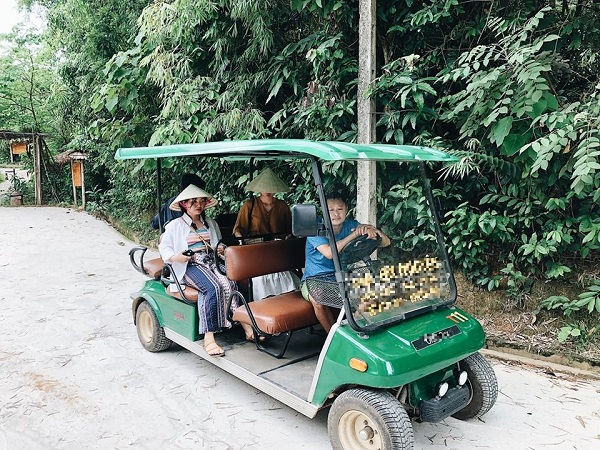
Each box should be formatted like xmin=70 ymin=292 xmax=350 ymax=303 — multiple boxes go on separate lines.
xmin=1 ymin=206 xmax=599 ymax=449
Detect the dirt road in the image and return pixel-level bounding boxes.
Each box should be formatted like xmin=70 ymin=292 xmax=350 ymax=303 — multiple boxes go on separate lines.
xmin=1 ymin=207 xmax=599 ymax=449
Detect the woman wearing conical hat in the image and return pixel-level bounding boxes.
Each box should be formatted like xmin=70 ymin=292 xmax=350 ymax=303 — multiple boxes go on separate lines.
xmin=232 ymin=168 xmax=299 ymax=302
xmin=233 ymin=167 xmax=292 ymax=238
xmin=159 ymin=183 xmax=252 ymax=356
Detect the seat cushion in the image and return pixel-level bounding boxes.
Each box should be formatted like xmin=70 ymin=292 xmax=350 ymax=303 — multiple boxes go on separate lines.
xmin=144 ymin=258 xmax=164 ymax=280
xmin=166 ymin=286 xmax=199 ymax=302
xmin=232 ymin=291 xmax=318 ymax=335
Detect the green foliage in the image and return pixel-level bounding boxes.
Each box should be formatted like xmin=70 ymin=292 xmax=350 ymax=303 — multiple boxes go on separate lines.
xmin=557 ymin=323 xmax=598 ymax=346
xmin=536 ymin=295 xmax=578 ymax=317
xmin=557 ymin=325 xmax=582 ymax=344
xmin=0 ymin=26 xmax=59 ymax=138
xmin=575 ymin=280 xmax=600 ymax=314
xmin=4 ymin=0 xmax=600 ymax=314
xmin=536 ymin=279 xmax=600 ymax=344
xmin=8 ymin=172 xmax=27 ymax=193
xmin=380 ymin=173 xmax=436 ymax=255
xmin=499 ymin=262 xmax=533 ymax=307
xmin=538 ymin=281 xmax=600 ymax=317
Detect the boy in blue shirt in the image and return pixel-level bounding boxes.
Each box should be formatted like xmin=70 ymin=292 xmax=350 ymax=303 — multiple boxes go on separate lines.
xmin=301 ymin=192 xmax=390 ymax=332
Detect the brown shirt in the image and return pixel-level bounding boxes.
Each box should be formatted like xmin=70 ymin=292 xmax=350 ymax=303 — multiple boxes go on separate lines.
xmin=233 ymin=197 xmax=292 ymax=236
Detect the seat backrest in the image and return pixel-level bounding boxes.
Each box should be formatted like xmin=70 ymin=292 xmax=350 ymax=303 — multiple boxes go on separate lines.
xmin=216 ymin=212 xmax=239 ymax=238
xmin=224 ymin=238 xmax=306 ymax=282
xmin=216 ymin=212 xmax=238 ymax=227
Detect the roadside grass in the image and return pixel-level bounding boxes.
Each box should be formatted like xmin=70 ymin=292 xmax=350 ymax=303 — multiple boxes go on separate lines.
xmin=456 ymin=270 xmax=600 ymax=368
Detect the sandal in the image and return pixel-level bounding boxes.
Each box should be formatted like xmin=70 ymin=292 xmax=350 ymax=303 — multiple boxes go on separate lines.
xmin=203 ymin=340 xmax=225 ymax=357
xmin=246 ymin=334 xmax=266 ymax=343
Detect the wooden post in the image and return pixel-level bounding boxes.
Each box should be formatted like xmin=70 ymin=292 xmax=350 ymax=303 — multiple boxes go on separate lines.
xmin=34 ymin=134 xmax=42 ymax=205
xmin=80 ymin=160 xmax=86 ymax=209
xmin=356 ymin=0 xmax=377 ymax=226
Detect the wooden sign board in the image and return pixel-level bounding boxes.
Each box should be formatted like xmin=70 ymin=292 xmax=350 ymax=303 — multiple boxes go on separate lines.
xmin=11 ymin=142 xmax=27 ymax=155
xmin=71 ymin=161 xmax=83 ymax=187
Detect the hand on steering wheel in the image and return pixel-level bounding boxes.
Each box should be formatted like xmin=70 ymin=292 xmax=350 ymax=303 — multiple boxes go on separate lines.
xmin=353 ymin=224 xmax=379 ymax=239
xmin=340 ymin=233 xmax=382 ymax=267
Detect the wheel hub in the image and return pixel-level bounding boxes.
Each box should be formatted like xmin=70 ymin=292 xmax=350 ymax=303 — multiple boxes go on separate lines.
xmin=138 ymin=310 xmax=153 ymax=343
xmin=358 ymin=425 xmax=374 ymax=441
xmin=338 ymin=410 xmax=382 ymax=449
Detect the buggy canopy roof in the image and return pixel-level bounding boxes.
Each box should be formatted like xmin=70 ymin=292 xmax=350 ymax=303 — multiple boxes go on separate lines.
xmin=115 ymin=139 xmax=457 ymax=162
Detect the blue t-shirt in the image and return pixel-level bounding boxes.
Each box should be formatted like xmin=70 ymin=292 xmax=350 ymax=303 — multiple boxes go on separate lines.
xmin=302 ymin=219 xmax=359 ymax=281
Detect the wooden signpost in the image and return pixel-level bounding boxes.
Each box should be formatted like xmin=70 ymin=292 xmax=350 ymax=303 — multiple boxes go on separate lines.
xmin=69 ymin=152 xmax=87 ymax=208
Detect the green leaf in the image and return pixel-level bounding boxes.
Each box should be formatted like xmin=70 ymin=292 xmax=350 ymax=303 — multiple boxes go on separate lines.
xmin=106 ymin=94 xmax=119 ymax=112
xmin=266 ymin=78 xmax=283 ymax=104
xmin=530 ymin=97 xmax=547 ymax=117
xmin=490 ymin=116 xmax=513 ymax=147
xmin=545 ymin=92 xmax=559 ymax=111
xmin=501 ymin=133 xmax=526 ymax=156
xmin=588 ymin=299 xmax=595 ymax=313
xmin=558 ymin=327 xmax=572 ymax=342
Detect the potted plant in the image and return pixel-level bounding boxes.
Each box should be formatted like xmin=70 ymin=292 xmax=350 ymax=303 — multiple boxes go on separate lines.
xmin=8 ymin=171 xmax=25 ymax=206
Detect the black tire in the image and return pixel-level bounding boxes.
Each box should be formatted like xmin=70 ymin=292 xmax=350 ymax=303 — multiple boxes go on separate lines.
xmin=328 ymin=388 xmax=414 ymax=450
xmin=135 ymin=301 xmax=172 ymax=352
xmin=452 ymin=352 xmax=498 ymax=420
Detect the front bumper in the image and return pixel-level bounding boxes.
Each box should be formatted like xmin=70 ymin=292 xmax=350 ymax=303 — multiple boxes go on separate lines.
xmin=420 ymin=386 xmax=470 ymax=422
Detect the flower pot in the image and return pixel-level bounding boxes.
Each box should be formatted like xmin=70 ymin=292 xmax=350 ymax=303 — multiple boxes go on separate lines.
xmin=9 ymin=192 xmax=23 ymax=206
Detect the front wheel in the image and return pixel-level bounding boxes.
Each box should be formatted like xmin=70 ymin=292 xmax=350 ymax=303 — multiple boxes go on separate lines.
xmin=136 ymin=301 xmax=172 ymax=352
xmin=452 ymin=352 xmax=498 ymax=420
xmin=328 ymin=388 xmax=414 ymax=450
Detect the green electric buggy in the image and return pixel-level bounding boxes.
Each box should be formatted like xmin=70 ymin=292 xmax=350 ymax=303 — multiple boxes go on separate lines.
xmin=116 ymin=139 xmax=498 ymax=450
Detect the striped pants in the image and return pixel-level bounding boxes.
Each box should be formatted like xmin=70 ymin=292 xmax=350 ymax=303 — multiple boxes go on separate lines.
xmin=184 ymin=261 xmax=237 ymax=334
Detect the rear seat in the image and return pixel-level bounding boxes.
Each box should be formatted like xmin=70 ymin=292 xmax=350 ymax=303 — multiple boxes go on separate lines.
xmin=142 ymin=258 xmax=164 ymax=280
xmin=129 ymin=245 xmax=199 ymax=302
xmin=129 ymin=246 xmax=164 ymax=280
xmin=225 ymin=238 xmax=318 ymax=357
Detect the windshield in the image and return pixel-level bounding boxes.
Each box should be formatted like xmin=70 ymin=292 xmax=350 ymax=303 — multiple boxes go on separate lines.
xmin=349 ymin=172 xmax=454 ymax=328
xmin=304 ymin=163 xmax=455 ymax=331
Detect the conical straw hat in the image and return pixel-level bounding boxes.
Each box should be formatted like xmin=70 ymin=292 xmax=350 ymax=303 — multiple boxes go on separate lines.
xmin=170 ymin=184 xmax=218 ymax=211
xmin=245 ymin=168 xmax=289 ymax=193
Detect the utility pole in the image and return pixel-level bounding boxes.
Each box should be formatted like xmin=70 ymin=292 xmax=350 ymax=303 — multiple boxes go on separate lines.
xmin=356 ymin=0 xmax=376 ymax=226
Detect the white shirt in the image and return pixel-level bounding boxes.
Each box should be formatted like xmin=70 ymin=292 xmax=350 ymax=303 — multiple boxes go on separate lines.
xmin=158 ymin=214 xmax=222 ymax=291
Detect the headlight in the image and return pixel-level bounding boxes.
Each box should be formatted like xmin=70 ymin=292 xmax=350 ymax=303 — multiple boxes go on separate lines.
xmin=437 ymin=382 xmax=449 ymax=398
xmin=457 ymin=370 xmax=468 ymax=386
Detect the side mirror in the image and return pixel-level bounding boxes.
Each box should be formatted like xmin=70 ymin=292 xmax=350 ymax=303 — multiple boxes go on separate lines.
xmin=292 ymin=204 xmax=318 ymax=237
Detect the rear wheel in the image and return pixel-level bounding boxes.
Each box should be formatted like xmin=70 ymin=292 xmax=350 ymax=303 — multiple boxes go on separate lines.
xmin=452 ymin=352 xmax=498 ymax=420
xmin=328 ymin=388 xmax=414 ymax=450
xmin=136 ymin=301 xmax=172 ymax=352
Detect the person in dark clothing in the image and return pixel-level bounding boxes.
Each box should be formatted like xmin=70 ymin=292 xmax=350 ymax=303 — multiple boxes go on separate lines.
xmin=151 ymin=173 xmax=205 ymax=230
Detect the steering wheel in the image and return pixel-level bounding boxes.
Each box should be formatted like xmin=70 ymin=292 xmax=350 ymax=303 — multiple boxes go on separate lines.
xmin=340 ymin=234 xmax=381 ymax=267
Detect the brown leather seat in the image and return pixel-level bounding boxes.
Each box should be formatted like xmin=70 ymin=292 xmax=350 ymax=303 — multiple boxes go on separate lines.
xmin=165 ymin=285 xmax=199 ymax=302
xmin=143 ymin=258 xmax=164 ymax=280
xmin=225 ymin=238 xmax=320 ymax=346
xmin=232 ymin=291 xmax=317 ymax=335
